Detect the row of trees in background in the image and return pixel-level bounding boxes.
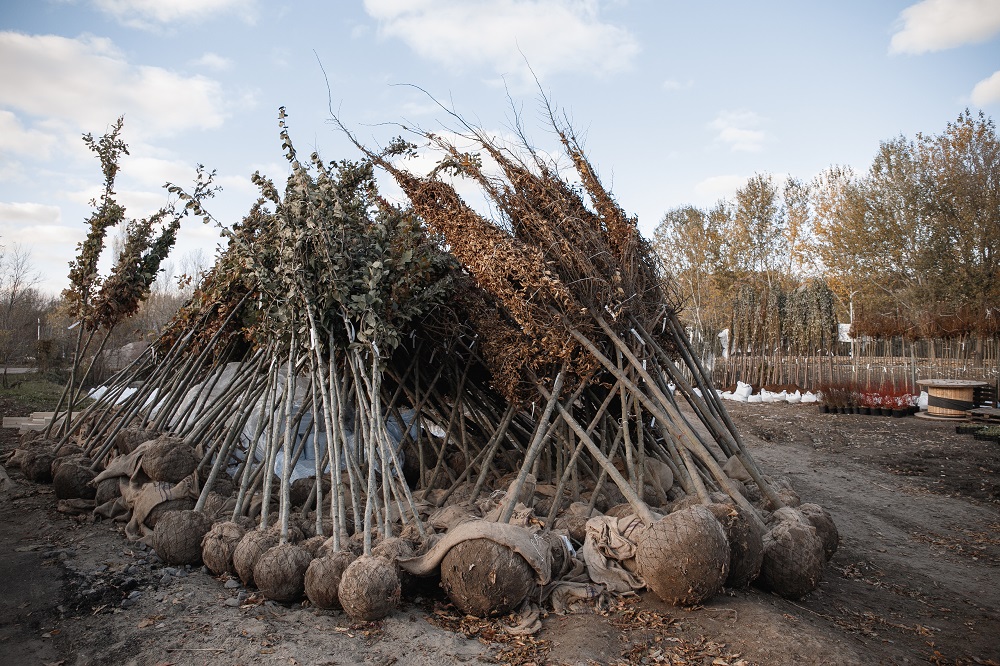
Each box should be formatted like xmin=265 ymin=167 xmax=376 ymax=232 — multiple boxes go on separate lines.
xmin=0 ymin=244 xmax=205 ymax=384
xmin=654 ymin=109 xmax=999 ymax=370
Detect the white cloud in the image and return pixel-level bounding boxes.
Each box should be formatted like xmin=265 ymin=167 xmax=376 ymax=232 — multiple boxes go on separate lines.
xmin=0 ymin=110 xmax=57 ymax=158
xmin=0 ymin=202 xmax=76 ymax=293
xmin=890 ymin=0 xmax=1000 ymax=54
xmin=0 ymin=32 xmax=229 ymax=140
xmin=0 ymin=201 xmax=63 ymax=228
xmin=191 ymin=52 xmax=234 ymax=71
xmin=709 ymin=110 xmax=765 ymax=153
xmin=362 ymin=0 xmax=638 ymax=85
xmin=693 ymin=175 xmax=745 ymax=205
xmin=91 ymin=0 xmax=257 ymax=29
xmin=971 ymin=69 xmax=1000 ymax=106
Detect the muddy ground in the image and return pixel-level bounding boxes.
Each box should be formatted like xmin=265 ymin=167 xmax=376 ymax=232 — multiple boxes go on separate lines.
xmin=1 ymin=395 xmax=998 ymax=666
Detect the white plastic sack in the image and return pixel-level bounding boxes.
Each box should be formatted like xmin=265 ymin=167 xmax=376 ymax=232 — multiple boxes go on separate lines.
xmin=786 ymin=390 xmax=802 ymax=404
xmin=760 ymin=389 xmax=784 ymax=403
xmin=747 ymin=394 xmax=763 ymax=403
xmin=735 ymin=381 xmax=753 ymax=399
xmin=801 ymin=391 xmax=818 ymax=403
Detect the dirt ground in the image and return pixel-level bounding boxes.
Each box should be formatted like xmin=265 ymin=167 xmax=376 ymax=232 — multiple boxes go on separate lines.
xmin=1 ymin=395 xmax=999 ymax=666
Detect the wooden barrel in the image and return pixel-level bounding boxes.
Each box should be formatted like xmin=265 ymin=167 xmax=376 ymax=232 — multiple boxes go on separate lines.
xmin=918 ymin=379 xmax=989 ymax=418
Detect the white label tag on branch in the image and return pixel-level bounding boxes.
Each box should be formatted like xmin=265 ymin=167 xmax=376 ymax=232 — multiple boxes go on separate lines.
xmin=650 ymin=418 xmax=655 ymax=428
xmin=630 ymin=328 xmax=644 ymax=345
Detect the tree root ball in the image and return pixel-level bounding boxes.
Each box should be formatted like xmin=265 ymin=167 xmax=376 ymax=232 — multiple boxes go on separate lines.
xmin=253 ymin=542 xmax=312 ymax=602
xmin=52 ymin=444 xmax=85 ymax=462
xmin=797 ymin=503 xmax=839 ymax=560
xmin=22 ymin=449 xmax=55 ymax=483
xmin=757 ymin=508 xmax=825 ymax=599
xmin=146 ymin=497 xmax=196 ymax=528
xmin=553 ymin=502 xmax=593 ymax=544
xmin=667 ymin=494 xmax=702 ymax=514
xmin=289 ymin=476 xmax=331 ymax=507
xmin=738 ymin=481 xmax=763 ymax=504
xmin=201 ymin=521 xmax=247 ymax=575
xmin=706 ymin=502 xmax=764 ymax=588
xmin=141 ymin=436 xmax=198 ymax=483
xmin=94 ymin=477 xmax=122 ymax=505
xmin=604 ymin=503 xmax=636 ymax=519
xmin=440 ymin=538 xmax=536 ymax=617
xmin=115 ymin=427 xmax=159 ymax=455
xmin=543 ymin=532 xmax=572 ymax=580
xmin=636 ymin=506 xmax=730 ymax=606
xmin=53 ymin=461 xmax=97 ymax=500
xmin=152 ymin=510 xmax=212 ymax=566
xmin=232 ymin=530 xmax=281 ymax=587
xmin=266 ymin=522 xmax=305 ymax=544
xmin=338 ymin=555 xmax=400 ymax=621
xmin=372 ymin=537 xmax=417 ymax=595
xmin=305 ymin=551 xmax=357 ymax=609
xmin=299 ymin=535 xmax=328 ymax=558
xmin=202 ymin=473 xmax=235 ymax=498
xmin=772 ymin=488 xmax=801 ymax=509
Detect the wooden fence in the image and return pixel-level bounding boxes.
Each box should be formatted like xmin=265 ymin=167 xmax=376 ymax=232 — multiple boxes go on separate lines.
xmin=696 ymin=335 xmax=1000 ymax=393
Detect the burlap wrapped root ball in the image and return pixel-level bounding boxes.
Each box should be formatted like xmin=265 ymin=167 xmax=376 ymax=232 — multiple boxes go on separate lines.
xmin=299 ymin=535 xmax=328 ymax=558
xmin=636 ymin=505 xmax=730 ymax=606
xmin=53 ymin=461 xmax=97 ymax=500
xmin=152 ymin=510 xmax=213 ymax=566
xmin=114 ymin=427 xmax=159 ymax=455
xmin=765 ymin=476 xmax=801 ymax=509
xmin=267 ymin=522 xmax=305 ymax=544
xmin=338 ymin=554 xmax=401 ymax=621
xmin=440 ymin=538 xmax=537 ymax=617
xmin=553 ymin=502 xmax=594 ymax=544
xmin=797 ymin=503 xmax=839 ymax=560
xmin=372 ymin=537 xmax=417 ymax=594
xmin=543 ymin=531 xmax=572 ymax=580
xmin=706 ymin=502 xmax=764 ymax=588
xmin=233 ymin=529 xmax=281 ymax=587
xmin=94 ymin=477 xmax=122 ymax=505
xmin=253 ymin=542 xmax=313 ymax=602
xmin=51 ymin=445 xmax=84 ymax=465
xmin=141 ymin=436 xmax=198 ymax=483
xmin=289 ymin=476 xmax=331 ymax=508
xmin=757 ymin=508 xmax=825 ymax=599
xmin=201 ymin=521 xmax=247 ymax=575
xmin=146 ymin=497 xmax=197 ymax=528
xmin=305 ymin=550 xmax=357 ymax=609
xmin=22 ymin=449 xmax=56 ymax=483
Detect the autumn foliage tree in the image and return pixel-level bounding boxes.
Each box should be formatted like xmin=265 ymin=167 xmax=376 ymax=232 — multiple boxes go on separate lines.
xmin=812 ymin=109 xmax=1000 ymax=337
xmin=656 ymin=109 xmax=1000 ymax=349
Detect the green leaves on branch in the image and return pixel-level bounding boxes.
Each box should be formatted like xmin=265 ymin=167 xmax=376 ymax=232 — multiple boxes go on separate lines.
xmin=65 ymin=118 xmax=219 ymax=333
xmin=241 ymin=110 xmax=456 ymax=362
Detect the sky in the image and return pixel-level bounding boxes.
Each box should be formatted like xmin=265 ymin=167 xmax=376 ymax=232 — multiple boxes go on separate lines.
xmin=1 ymin=0 xmax=999 ymax=296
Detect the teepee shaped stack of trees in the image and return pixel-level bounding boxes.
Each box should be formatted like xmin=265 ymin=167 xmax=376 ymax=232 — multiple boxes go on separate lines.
xmin=58 ymin=104 xmax=834 ymax=614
